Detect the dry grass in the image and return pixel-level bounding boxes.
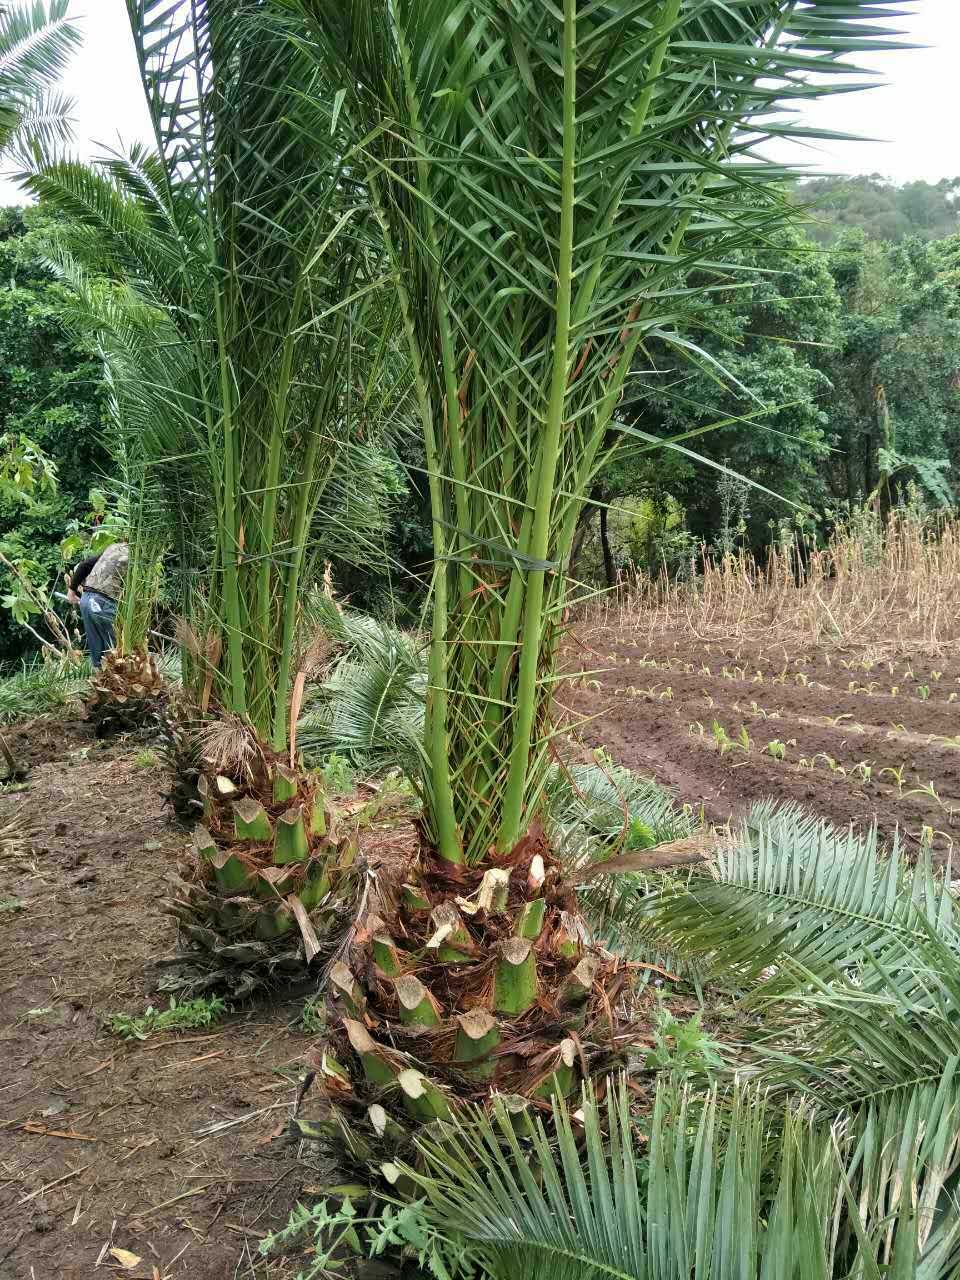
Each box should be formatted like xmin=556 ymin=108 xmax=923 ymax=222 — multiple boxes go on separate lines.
xmin=585 ymin=510 xmax=960 ymax=653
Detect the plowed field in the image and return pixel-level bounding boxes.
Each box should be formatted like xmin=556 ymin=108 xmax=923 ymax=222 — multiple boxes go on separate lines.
xmin=566 ymin=628 xmax=960 ymax=858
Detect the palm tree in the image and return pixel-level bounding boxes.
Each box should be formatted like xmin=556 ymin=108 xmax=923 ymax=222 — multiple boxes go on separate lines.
xmin=278 ymin=0 xmax=915 ymax=1115
xmin=0 ymin=0 xmax=78 ymax=159
xmin=25 ymin=0 xmax=410 ymax=992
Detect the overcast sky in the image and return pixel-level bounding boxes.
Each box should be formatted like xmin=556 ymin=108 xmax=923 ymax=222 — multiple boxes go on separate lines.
xmin=0 ymin=0 xmax=956 ymax=205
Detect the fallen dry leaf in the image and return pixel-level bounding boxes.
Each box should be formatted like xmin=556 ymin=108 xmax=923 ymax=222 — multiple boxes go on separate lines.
xmin=108 ymin=1246 xmax=142 ymax=1269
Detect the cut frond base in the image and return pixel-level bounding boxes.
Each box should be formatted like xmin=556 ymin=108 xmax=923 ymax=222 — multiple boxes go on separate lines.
xmin=153 ymin=741 xmax=360 ymax=1000
xmin=292 ymin=821 xmax=649 ymax=1174
xmin=85 ymin=647 xmax=169 ymax=738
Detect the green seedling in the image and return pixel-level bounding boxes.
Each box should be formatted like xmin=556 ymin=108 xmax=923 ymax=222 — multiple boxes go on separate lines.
xmin=932 ymin=670 xmax=942 ymax=681
xmin=699 ymin=664 xmax=712 ymax=676
xmin=766 ymin=740 xmax=786 ymax=760
xmin=814 ymin=752 xmax=845 ymax=776
xmin=712 ymin=721 xmax=736 ymax=757
xmin=737 ymin=725 xmax=751 ymax=752
xmin=903 ymin=779 xmax=943 ymax=806
xmin=852 ymin=761 xmax=873 ymax=783
xmin=917 ymin=685 xmax=930 ymax=701
xmin=880 ymin=764 xmax=906 ymax=793
xmin=0 ymin=897 xmax=25 ymax=912
xmin=659 ymin=687 xmax=673 ymax=702
xmin=106 ymin=995 xmax=228 ymax=1041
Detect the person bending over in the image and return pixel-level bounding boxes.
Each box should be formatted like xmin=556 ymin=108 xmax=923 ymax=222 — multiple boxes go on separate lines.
xmin=66 ymin=541 xmax=129 ymax=668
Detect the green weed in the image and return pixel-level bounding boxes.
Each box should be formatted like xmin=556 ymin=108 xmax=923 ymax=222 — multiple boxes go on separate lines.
xmin=106 ymin=995 xmax=227 ymax=1041
xmin=645 ymin=1003 xmax=725 ymax=1081
xmin=316 ymin=752 xmax=355 ymax=795
xmin=133 ymin=749 xmax=160 ymax=769
xmin=301 ymin=996 xmax=325 ymax=1035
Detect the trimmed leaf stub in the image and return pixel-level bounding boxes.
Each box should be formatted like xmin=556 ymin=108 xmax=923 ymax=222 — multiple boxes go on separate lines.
xmin=369 ymin=1103 xmax=388 ymax=1137
xmin=478 ymin=868 xmax=510 ymax=913
xmin=209 ymin=846 xmax=251 ymax=893
xmin=344 ymin=1017 xmax=377 ymax=1056
xmin=274 ymin=807 xmax=309 ymax=864
xmin=494 ymin=937 xmax=537 ymax=1015
xmin=397 ymin=1068 xmax=450 ymax=1121
xmin=527 ymin=854 xmax=546 ymax=892
xmin=561 ymin=954 xmax=600 ymax=1007
xmin=234 ymin=797 xmax=272 ymax=841
xmin=344 ymin=1017 xmax=397 ymax=1088
xmin=454 ymin=1009 xmax=499 ymax=1073
xmin=516 ymin=897 xmax=546 ymax=940
xmin=395 ymin=975 xmax=441 ymax=1027
xmin=533 ymin=1037 xmax=578 ymax=1100
xmin=272 ymin=764 xmax=298 ymax=803
xmin=426 ymin=901 xmax=474 ymax=960
xmin=193 ymin=825 xmax=217 ymax=861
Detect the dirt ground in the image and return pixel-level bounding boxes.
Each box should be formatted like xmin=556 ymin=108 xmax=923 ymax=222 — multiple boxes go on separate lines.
xmin=0 ymin=718 xmax=351 ymax=1280
xmin=565 ymin=626 xmax=960 ymax=858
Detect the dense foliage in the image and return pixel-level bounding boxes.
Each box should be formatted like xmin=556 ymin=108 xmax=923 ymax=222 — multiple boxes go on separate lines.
xmin=0 ymin=207 xmax=109 ymax=662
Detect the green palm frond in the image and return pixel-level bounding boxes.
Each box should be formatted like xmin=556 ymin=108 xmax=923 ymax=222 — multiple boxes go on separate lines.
xmin=587 ymin=803 xmax=960 ymax=1114
xmin=297 ymin=595 xmax=426 ymax=774
xmin=0 ymin=1 xmax=79 ymax=157
xmin=545 ymin=759 xmax=695 ymax=864
xmin=634 ymin=802 xmax=957 ymax=1003
xmin=404 ymin=1076 xmax=960 ymax=1280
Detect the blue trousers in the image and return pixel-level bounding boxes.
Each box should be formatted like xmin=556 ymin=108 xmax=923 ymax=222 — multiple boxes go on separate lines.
xmin=79 ymin=591 xmax=117 ymax=668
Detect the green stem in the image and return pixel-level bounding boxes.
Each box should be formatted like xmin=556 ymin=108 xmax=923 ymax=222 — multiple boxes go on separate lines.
xmin=497 ymin=0 xmax=578 ymax=854
xmin=368 ymin=170 xmax=461 ymax=862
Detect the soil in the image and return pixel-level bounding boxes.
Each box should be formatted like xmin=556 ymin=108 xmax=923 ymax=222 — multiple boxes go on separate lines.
xmin=0 ymin=717 xmax=343 ymax=1280
xmin=564 ymin=627 xmax=960 ymax=858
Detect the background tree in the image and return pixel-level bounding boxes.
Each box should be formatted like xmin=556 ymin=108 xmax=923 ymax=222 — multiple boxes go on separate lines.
xmin=0 ymin=208 xmax=109 ymax=662
xmin=797 ymin=174 xmax=960 ymax=245
xmin=820 ymin=229 xmax=960 ymax=508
